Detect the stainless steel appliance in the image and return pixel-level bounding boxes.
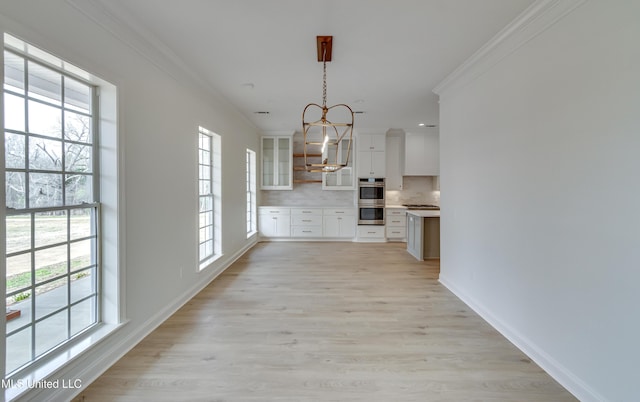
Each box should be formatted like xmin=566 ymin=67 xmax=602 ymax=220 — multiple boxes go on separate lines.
xmin=358 ymin=178 xmax=385 ymax=225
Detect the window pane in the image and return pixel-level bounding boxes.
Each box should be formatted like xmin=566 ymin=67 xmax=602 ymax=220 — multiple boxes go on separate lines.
xmin=4 ymin=50 xmax=25 ymax=93
xmin=64 ymin=77 xmax=91 ymax=113
xmin=6 ymin=171 xmax=26 ymax=209
xmin=6 ymin=253 xmax=31 ymax=294
xmin=70 ymin=297 xmax=97 ymax=336
xmin=70 ymin=208 xmax=93 ymax=240
xmin=70 ymin=239 xmax=93 ymax=271
xmin=35 ymin=277 xmax=68 ymax=320
xmin=6 ymin=327 xmax=32 ymax=374
xmin=35 ymin=244 xmax=67 ymax=284
xmin=6 ymin=214 xmax=31 ymax=254
xmin=35 ymin=310 xmax=68 ymax=356
xmin=65 ymin=174 xmax=93 ymax=204
xmin=71 ymin=268 xmax=95 ymax=303
xmin=34 ymin=211 xmax=67 ymax=248
xmin=28 ymin=100 xmax=62 ymax=138
xmin=5 ymin=132 xmax=26 ymax=169
xmin=65 ymin=143 xmax=92 ymax=172
xmin=4 ymin=92 xmax=25 ymax=131
xmin=29 ymin=172 xmax=63 ymax=207
xmin=28 ymin=61 xmax=62 ymax=105
xmin=29 ymin=136 xmax=63 ymax=171
xmin=64 ymin=110 xmax=92 ymax=143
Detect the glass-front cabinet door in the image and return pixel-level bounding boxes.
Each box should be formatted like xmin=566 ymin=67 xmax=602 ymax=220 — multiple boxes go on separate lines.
xmin=261 ymin=134 xmax=292 ymax=190
xmin=322 ymin=138 xmax=354 ymax=190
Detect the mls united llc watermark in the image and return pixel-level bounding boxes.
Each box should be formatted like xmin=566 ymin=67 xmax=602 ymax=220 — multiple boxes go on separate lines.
xmin=1 ymin=378 xmax=82 ymax=390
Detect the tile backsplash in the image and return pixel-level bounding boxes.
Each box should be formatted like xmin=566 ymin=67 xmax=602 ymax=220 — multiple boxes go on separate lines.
xmin=385 ymin=176 xmax=440 ymax=206
xmin=260 ymin=176 xmax=439 ymax=207
xmin=260 ymin=183 xmax=355 ymax=206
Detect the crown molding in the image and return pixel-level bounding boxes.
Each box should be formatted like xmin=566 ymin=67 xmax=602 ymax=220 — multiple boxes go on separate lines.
xmin=65 ymin=0 xmax=216 ymax=96
xmin=433 ymin=0 xmax=588 ymax=97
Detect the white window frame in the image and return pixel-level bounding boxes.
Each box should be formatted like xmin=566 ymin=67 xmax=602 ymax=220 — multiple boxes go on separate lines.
xmin=198 ymin=127 xmax=221 ymax=270
xmin=246 ymin=149 xmax=257 ymax=237
xmin=2 ymin=33 xmax=123 ymax=397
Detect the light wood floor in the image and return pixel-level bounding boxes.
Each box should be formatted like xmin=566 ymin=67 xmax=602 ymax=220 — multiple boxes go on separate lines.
xmin=74 ymin=242 xmax=576 ymax=401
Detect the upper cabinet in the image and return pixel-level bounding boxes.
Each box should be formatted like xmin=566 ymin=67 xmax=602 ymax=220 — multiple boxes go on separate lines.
xmin=357 ymin=132 xmax=386 ymax=178
xmin=322 ymin=137 xmax=355 ymax=190
xmin=404 ymin=131 xmax=439 ymax=176
xmin=261 ymin=132 xmax=293 ymax=190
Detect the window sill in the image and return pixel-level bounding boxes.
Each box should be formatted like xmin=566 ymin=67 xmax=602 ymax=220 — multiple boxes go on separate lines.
xmin=199 ymin=253 xmax=223 ymax=272
xmin=4 ymin=321 xmax=128 ymax=402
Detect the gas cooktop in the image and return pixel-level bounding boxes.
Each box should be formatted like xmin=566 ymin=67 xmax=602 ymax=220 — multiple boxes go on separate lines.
xmin=402 ymin=204 xmax=440 ymax=210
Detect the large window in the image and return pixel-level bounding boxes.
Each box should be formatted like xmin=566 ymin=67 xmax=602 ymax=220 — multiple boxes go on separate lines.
xmin=198 ymin=127 xmax=221 ymax=269
xmin=4 ymin=47 xmax=99 ymax=374
xmin=246 ymin=149 xmax=256 ymax=237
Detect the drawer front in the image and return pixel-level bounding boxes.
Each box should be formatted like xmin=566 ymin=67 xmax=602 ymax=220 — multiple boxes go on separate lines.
xmin=386 ymin=215 xmax=407 ymax=227
xmin=291 ymin=215 xmax=323 ymax=226
xmin=291 ymin=226 xmax=323 ymax=237
xmin=386 ymin=208 xmax=407 ymax=216
xmin=291 ymin=207 xmax=323 ymax=216
xmin=357 ymin=225 xmax=385 ymax=238
xmin=386 ymin=227 xmax=406 ymax=238
xmin=259 ymin=207 xmax=291 ymax=215
xmin=323 ymin=208 xmax=356 ymax=216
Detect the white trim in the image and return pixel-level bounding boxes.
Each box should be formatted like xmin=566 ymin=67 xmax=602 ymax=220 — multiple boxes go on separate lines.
xmin=433 ymin=0 xmax=587 ymax=97
xmin=439 ymin=274 xmax=608 ymax=402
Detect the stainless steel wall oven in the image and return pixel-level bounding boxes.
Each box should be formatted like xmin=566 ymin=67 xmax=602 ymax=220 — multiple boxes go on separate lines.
xmin=358 ymin=178 xmax=385 ymax=225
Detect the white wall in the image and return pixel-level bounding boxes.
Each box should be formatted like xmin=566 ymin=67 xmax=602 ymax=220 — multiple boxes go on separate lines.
xmin=0 ymin=0 xmax=259 ymax=399
xmin=436 ymin=1 xmax=640 ymax=401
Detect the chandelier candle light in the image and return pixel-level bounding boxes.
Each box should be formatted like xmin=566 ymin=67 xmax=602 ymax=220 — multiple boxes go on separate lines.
xmin=302 ymin=36 xmax=354 ymax=173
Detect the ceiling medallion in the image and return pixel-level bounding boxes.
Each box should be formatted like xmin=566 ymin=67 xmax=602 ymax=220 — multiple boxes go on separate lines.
xmin=302 ymin=36 xmax=354 ymax=173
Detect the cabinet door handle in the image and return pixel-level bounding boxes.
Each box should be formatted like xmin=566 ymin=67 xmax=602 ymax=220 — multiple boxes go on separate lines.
xmin=335 ymin=211 xmax=344 ymax=214
xmin=337 ymin=217 xmax=342 ymax=220
xmin=302 ymin=219 xmax=311 ymax=222
xmin=303 ymin=230 xmax=312 ymax=233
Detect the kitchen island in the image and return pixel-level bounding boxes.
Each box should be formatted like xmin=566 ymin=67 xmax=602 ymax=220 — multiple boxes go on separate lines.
xmin=406 ymin=210 xmax=440 ymax=260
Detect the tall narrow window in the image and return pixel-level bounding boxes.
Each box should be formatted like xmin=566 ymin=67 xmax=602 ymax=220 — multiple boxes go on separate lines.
xmin=246 ymin=149 xmax=257 ymax=237
xmin=4 ymin=47 xmax=99 ymax=374
xmin=198 ymin=127 xmax=221 ymax=269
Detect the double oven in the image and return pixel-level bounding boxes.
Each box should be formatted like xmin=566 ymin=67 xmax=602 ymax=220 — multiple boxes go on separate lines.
xmin=358 ymin=178 xmax=385 ymax=225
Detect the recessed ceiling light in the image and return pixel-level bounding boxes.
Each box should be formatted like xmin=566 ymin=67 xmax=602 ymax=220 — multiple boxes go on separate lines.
xmin=354 ymin=111 xmax=366 ymax=114
xmin=418 ymin=123 xmax=426 ymax=127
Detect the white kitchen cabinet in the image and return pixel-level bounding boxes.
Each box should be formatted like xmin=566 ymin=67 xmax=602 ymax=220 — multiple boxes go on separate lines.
xmin=323 ymin=208 xmax=356 ymax=238
xmin=357 ymin=150 xmax=386 ymax=178
xmin=406 ymin=213 xmax=422 ymax=259
xmin=356 ymin=225 xmax=386 ymax=242
xmin=357 ymin=133 xmax=386 ymax=178
xmin=385 ymin=133 xmax=404 ymax=190
xmin=404 ymin=131 xmax=439 ymax=176
xmin=386 ymin=208 xmax=407 ymax=241
xmin=258 ymin=207 xmax=291 ymax=237
xmin=261 ymin=133 xmax=293 ymax=189
xmin=291 ymin=207 xmax=323 ymax=237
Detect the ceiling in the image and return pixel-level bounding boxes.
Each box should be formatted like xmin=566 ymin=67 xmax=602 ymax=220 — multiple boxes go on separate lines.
xmin=93 ymin=0 xmax=535 ymax=133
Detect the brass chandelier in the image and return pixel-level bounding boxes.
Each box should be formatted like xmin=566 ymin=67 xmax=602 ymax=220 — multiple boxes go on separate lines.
xmin=302 ymin=36 xmax=354 ymax=173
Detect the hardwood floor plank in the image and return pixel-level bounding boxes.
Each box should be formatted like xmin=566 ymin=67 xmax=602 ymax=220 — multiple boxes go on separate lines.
xmin=74 ymin=242 xmax=576 ymax=401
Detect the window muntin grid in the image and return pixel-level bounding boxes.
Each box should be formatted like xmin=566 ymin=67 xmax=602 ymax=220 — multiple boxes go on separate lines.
xmin=4 ymin=49 xmax=100 ymax=375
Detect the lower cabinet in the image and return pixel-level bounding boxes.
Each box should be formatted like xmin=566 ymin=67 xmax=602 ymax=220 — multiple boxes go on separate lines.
xmin=259 ymin=206 xmax=356 ymax=239
xmin=386 ymin=208 xmax=407 ymax=241
xmin=323 ymin=208 xmax=356 ymax=238
xmin=291 ymin=207 xmax=323 ymax=237
xmin=356 ymin=225 xmax=386 ymax=242
xmin=258 ymin=207 xmax=291 ymax=237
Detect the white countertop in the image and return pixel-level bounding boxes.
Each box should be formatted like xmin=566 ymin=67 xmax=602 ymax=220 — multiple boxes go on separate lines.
xmin=406 ymin=210 xmax=440 ymax=218
xmin=385 ymin=205 xmax=408 ymax=209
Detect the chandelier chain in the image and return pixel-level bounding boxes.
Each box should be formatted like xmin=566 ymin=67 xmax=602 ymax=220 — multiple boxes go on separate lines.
xmin=322 ymin=45 xmax=327 ymax=107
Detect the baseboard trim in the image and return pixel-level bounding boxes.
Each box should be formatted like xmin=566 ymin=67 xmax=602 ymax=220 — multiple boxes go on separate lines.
xmin=438 ymin=274 xmax=607 ymax=402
